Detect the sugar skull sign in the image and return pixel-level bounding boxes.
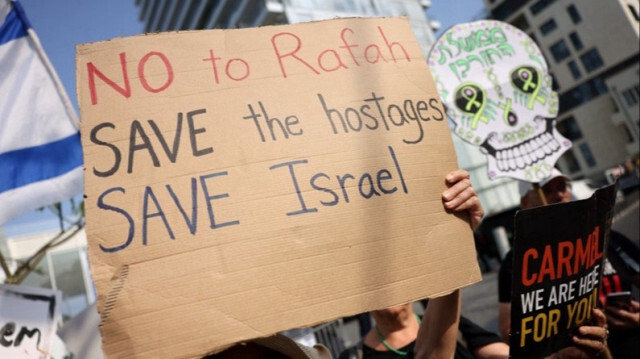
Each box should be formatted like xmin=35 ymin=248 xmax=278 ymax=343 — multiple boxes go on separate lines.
xmin=428 ymin=20 xmax=571 ymax=182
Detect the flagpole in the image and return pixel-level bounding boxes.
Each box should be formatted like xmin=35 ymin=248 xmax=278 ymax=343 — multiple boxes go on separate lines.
xmin=26 ymin=27 xmax=80 ymax=130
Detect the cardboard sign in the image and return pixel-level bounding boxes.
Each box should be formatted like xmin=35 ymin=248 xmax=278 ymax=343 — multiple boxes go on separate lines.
xmin=0 ymin=285 xmax=61 ymax=359
xmin=427 ymin=20 xmax=571 ymax=182
xmin=76 ymin=17 xmax=481 ymax=358
xmin=509 ymin=184 xmax=617 ymax=358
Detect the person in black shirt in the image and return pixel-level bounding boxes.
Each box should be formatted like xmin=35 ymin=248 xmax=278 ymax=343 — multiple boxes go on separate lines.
xmin=338 ymin=302 xmax=508 ymax=359
xmin=498 ymin=169 xmax=626 ymax=358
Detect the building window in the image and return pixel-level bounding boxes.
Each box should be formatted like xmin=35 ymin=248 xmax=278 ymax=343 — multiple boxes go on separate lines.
xmin=579 ymin=143 xmax=596 ymax=167
xmin=558 ymin=76 xmax=609 ymax=114
xmin=556 ymin=116 xmax=583 ymax=141
xmin=512 ymin=14 xmax=530 ymax=31
xmin=593 ymin=77 xmax=608 ymax=94
xmin=568 ymin=61 xmax=582 ymax=80
xmin=621 ymin=85 xmax=640 ymax=107
xmin=567 ymin=4 xmax=582 ymax=23
xmin=539 ymin=19 xmax=557 ymax=35
xmin=20 ymin=249 xmax=92 ymax=321
xmin=569 ymin=32 xmax=583 ymax=51
xmin=530 ymin=0 xmax=557 ymax=15
xmin=629 ymin=4 xmax=640 ymax=21
xmin=562 ymin=149 xmax=581 ymax=173
xmin=580 ymin=48 xmax=604 ymax=72
xmin=493 ymin=0 xmax=532 ymax=21
xmin=623 ymin=124 xmax=635 ymax=143
xmin=550 ymin=39 xmax=571 ymax=63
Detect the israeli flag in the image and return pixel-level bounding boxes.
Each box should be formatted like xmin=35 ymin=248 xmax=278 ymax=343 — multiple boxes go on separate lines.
xmin=0 ymin=0 xmax=82 ymax=224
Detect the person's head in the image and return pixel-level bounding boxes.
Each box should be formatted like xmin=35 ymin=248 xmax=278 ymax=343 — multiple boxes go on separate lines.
xmin=203 ymin=334 xmax=331 ymax=359
xmin=519 ymin=169 xmax=572 ymax=209
xmin=371 ymin=302 xmax=414 ymax=328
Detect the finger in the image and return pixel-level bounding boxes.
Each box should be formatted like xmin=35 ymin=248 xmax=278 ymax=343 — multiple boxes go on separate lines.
xmin=606 ymin=307 xmax=625 ymax=321
xmin=452 ymin=196 xmax=484 ymax=220
xmin=606 ymin=315 xmax=624 ymax=327
xmin=442 ymin=177 xmax=473 ymax=201
xmin=452 ymin=196 xmax=484 ymax=230
xmin=573 ymin=325 xmax=607 ymax=355
xmin=615 ymin=309 xmax=640 ymax=323
xmin=606 ymin=306 xmax=625 ymax=317
xmin=445 ymin=169 xmax=470 ymax=185
xmin=578 ymin=325 xmax=607 ymax=340
xmin=606 ymin=306 xmax=638 ymax=323
xmin=443 ymin=184 xmax=475 ymax=210
xmin=571 ymin=335 xmax=606 ymax=354
xmin=592 ymin=308 xmax=606 ymax=327
xmin=630 ymin=300 xmax=640 ymax=312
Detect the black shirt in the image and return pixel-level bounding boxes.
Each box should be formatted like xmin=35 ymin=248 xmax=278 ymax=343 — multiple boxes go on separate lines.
xmin=337 ymin=315 xmax=502 ymax=359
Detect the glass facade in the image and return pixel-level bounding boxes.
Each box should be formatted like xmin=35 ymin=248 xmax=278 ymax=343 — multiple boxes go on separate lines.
xmin=580 ymin=48 xmax=604 ymax=72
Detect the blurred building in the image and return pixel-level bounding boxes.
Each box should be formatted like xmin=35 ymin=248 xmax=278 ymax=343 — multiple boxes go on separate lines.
xmin=134 ymin=0 xmax=524 ymax=219
xmin=135 ymin=0 xmax=440 ymax=57
xmin=484 ymin=0 xmax=640 ymax=183
xmin=0 ymin=228 xmax=95 ymax=321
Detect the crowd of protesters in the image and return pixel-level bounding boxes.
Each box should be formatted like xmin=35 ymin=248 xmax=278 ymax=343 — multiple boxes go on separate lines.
xmin=207 ymin=168 xmax=638 ymax=359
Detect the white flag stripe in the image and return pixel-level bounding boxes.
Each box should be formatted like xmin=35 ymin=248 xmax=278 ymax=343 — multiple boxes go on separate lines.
xmin=0 ymin=0 xmax=82 ymax=223
xmin=0 ymin=167 xmax=83 ymax=224
xmin=0 ymin=37 xmax=77 ymax=152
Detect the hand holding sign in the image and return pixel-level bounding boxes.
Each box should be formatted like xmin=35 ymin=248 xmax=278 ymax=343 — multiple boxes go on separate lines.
xmin=442 ymin=169 xmax=484 ymax=229
xmin=509 ymin=184 xmax=617 ymax=358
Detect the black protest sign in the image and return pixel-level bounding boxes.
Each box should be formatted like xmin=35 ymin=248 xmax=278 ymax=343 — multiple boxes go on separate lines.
xmin=509 ymin=183 xmax=617 ymax=358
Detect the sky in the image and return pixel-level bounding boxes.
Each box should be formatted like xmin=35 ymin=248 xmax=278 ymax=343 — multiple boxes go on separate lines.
xmin=2 ymin=0 xmax=486 ymax=236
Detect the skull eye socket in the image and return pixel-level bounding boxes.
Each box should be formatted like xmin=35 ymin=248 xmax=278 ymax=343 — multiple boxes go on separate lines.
xmin=454 ymin=83 xmax=485 ymax=115
xmin=511 ymin=66 xmax=540 ymax=94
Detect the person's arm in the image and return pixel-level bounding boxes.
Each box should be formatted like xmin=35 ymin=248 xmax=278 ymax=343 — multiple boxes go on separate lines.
xmin=414 ymin=170 xmax=485 ymax=358
xmin=415 ymin=290 xmax=461 ymax=359
xmin=498 ymin=302 xmax=511 ymax=342
xmin=473 ymin=342 xmax=510 ymax=359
